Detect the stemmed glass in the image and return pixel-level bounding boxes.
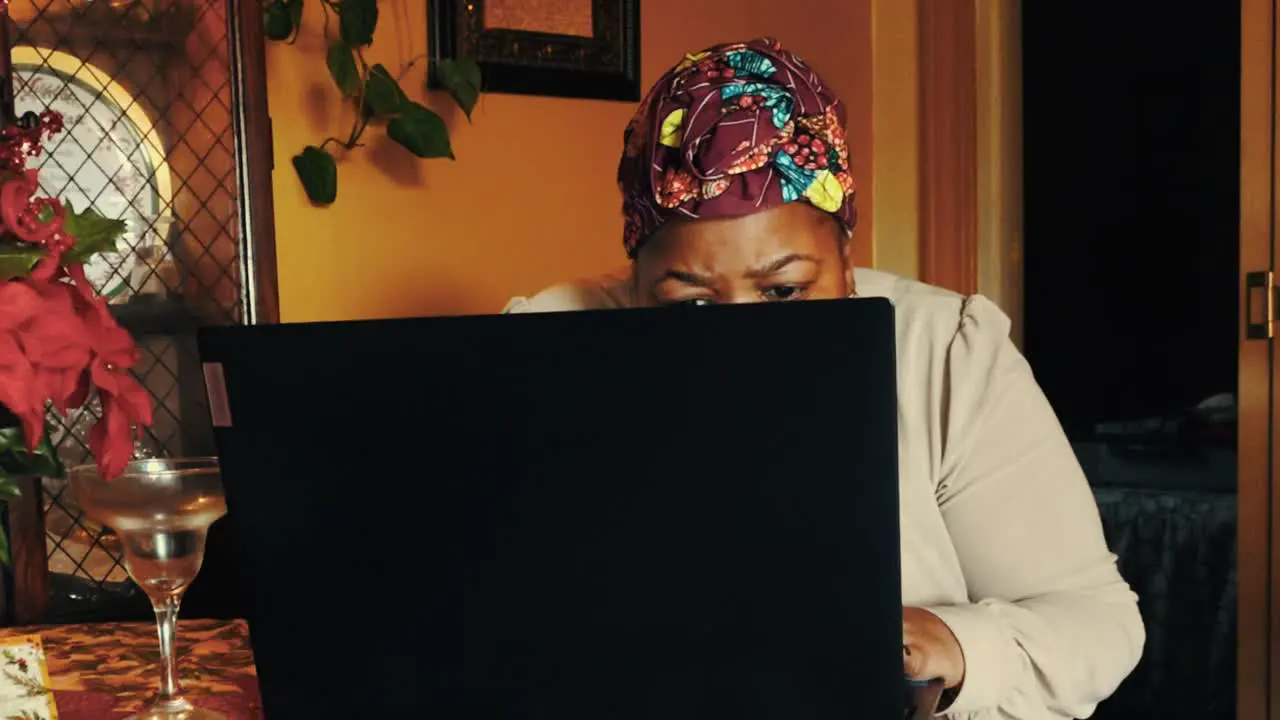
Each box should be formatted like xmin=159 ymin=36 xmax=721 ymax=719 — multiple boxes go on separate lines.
xmin=68 ymin=457 xmax=227 ymax=720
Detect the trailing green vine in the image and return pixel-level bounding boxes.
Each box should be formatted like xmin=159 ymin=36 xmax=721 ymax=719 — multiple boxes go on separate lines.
xmin=263 ymin=0 xmax=482 ymax=205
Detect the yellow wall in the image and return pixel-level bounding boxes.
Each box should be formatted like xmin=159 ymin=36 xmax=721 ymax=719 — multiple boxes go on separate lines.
xmin=869 ymin=0 xmax=919 ymax=280
xmin=268 ymin=0 xmax=874 ymax=321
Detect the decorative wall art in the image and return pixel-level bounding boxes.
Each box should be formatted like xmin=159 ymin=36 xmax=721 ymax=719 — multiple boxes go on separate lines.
xmin=428 ymin=0 xmax=639 ymax=102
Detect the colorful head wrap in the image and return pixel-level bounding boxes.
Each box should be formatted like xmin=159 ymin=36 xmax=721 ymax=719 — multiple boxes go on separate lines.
xmin=618 ymin=38 xmax=857 ymax=258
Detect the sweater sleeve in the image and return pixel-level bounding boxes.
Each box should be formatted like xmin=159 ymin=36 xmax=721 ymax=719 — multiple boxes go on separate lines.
xmin=923 ymin=296 xmax=1145 ymax=719
xmin=502 ymin=271 xmax=634 ymax=314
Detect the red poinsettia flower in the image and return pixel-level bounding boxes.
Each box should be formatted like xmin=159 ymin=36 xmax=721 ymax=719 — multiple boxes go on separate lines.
xmin=0 ymin=111 xmax=150 ymax=481
xmin=0 ymin=282 xmax=46 ymax=446
xmin=70 ymin=267 xmax=153 ymax=479
xmin=18 ymin=279 xmax=92 ymax=412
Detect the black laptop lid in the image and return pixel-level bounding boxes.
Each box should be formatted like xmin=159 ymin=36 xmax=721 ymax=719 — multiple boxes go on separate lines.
xmin=197 ymin=298 xmax=901 ymax=719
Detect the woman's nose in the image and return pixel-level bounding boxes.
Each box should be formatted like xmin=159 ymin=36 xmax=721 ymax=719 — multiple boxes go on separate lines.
xmin=721 ymin=288 xmax=764 ymax=305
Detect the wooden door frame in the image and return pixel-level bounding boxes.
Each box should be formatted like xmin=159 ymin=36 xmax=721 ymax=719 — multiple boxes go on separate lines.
xmin=1241 ymin=0 xmax=1276 ymax=717
xmin=877 ymin=0 xmax=1022 ymax=343
xmin=913 ymin=0 xmax=1276 ymax=716
xmin=918 ymin=0 xmax=980 ymax=299
xmin=914 ymin=0 xmax=1024 ymax=314
xmin=972 ymin=0 xmax=1023 ymax=347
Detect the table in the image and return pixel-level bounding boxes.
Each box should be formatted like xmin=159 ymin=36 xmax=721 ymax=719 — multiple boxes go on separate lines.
xmin=0 ymin=618 xmax=261 ymax=719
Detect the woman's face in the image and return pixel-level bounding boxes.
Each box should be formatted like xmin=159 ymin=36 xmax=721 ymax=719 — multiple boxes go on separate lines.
xmin=632 ymin=203 xmax=854 ymax=307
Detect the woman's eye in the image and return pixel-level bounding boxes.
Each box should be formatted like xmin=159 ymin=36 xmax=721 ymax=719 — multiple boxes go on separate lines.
xmin=762 ymin=285 xmax=807 ymax=302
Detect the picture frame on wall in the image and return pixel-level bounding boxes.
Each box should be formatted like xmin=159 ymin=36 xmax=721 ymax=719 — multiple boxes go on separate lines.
xmin=427 ymin=0 xmax=640 ymax=102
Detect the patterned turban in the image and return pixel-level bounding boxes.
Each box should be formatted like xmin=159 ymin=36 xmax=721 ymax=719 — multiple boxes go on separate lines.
xmin=618 ymin=37 xmax=857 ymax=258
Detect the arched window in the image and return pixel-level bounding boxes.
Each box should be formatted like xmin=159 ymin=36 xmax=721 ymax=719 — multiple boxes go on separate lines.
xmin=11 ymin=47 xmax=173 ymax=299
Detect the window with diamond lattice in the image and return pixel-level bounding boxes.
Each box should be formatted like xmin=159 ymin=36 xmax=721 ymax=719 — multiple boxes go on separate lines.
xmin=2 ymin=0 xmax=262 ymax=617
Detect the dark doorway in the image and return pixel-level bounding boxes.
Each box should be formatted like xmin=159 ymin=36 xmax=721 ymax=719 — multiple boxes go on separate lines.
xmin=1023 ymin=2 xmax=1240 ymax=719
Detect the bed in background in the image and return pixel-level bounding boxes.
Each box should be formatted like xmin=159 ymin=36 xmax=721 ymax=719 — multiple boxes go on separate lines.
xmin=1075 ymin=396 xmax=1236 ymax=719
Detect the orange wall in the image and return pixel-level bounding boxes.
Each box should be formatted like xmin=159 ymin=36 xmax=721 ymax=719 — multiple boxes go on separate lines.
xmin=268 ymin=0 xmax=873 ymax=322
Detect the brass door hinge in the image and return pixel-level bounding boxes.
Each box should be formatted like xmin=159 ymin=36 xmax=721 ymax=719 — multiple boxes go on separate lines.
xmin=1246 ymin=270 xmax=1274 ymax=340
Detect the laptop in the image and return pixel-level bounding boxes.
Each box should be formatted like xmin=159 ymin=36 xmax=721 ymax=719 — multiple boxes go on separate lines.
xmin=197 ymin=298 xmax=907 ymax=718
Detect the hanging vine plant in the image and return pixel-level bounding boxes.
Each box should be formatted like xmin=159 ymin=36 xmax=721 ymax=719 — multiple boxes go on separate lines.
xmin=262 ymin=0 xmax=482 ymax=205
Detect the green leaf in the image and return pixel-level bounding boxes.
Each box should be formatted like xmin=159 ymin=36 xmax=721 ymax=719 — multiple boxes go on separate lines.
xmin=437 ymin=57 xmax=482 ymax=120
xmin=264 ymin=0 xmax=294 ymax=41
xmin=0 ymin=421 xmax=64 ymax=480
xmin=0 ymin=523 xmax=11 ymax=567
xmin=32 ymin=425 xmax=64 ymax=479
xmin=338 ymin=0 xmax=378 ymax=47
xmin=0 ymin=448 xmax=59 ymax=481
xmin=363 ymin=64 xmax=404 ymax=117
xmin=292 ymin=145 xmax=338 ymax=204
xmin=326 ymin=42 xmax=360 ymax=97
xmin=62 ymin=202 xmax=126 ymax=265
xmin=0 ymin=426 xmax=19 ymax=455
xmin=387 ymin=102 xmax=454 ymax=159
xmin=0 ymin=245 xmax=45 ymax=280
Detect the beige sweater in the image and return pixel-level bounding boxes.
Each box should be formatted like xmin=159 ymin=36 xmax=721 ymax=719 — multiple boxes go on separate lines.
xmin=504 ymin=268 xmax=1145 ymax=720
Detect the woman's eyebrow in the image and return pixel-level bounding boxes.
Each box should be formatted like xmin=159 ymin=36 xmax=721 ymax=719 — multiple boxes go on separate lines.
xmin=745 ymin=253 xmax=820 ymax=278
xmin=652 ymin=269 xmax=715 ymax=290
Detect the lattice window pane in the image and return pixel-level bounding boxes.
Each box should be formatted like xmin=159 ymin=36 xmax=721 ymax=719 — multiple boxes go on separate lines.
xmin=6 ymin=0 xmax=246 ymax=609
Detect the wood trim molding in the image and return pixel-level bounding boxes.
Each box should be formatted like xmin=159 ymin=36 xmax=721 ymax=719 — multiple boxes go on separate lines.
xmin=1236 ymin=0 xmax=1273 ymax=716
xmin=231 ymin=0 xmax=281 ymax=325
xmin=918 ymin=0 xmax=979 ymax=296
xmin=974 ymin=0 xmax=1023 ymax=345
xmin=1238 ymin=0 xmax=1276 ymax=717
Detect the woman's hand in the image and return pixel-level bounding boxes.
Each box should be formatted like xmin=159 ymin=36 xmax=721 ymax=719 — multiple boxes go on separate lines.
xmin=903 ymin=607 xmax=966 ymax=689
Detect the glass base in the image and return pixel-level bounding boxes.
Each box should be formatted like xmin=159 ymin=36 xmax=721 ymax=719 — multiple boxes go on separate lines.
xmin=123 ymin=705 xmax=226 ymax=720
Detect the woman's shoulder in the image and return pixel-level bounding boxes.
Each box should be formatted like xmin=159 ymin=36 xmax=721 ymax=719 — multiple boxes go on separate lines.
xmin=855 ymin=267 xmax=1014 ymax=359
xmin=502 ymin=269 xmax=633 ymax=314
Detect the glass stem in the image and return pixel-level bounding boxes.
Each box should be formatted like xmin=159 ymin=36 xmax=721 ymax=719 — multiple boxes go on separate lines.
xmin=152 ymin=593 xmax=184 ymax=704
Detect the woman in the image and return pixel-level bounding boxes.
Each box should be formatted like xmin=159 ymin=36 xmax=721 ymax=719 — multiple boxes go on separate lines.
xmin=505 ymin=39 xmax=1144 ymax=719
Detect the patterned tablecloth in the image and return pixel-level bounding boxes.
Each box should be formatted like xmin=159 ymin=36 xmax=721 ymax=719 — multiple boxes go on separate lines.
xmin=0 ymin=618 xmax=261 ymax=719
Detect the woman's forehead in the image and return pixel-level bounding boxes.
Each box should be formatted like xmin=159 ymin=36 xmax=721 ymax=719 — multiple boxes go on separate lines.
xmin=639 ymin=205 xmax=841 ymax=269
